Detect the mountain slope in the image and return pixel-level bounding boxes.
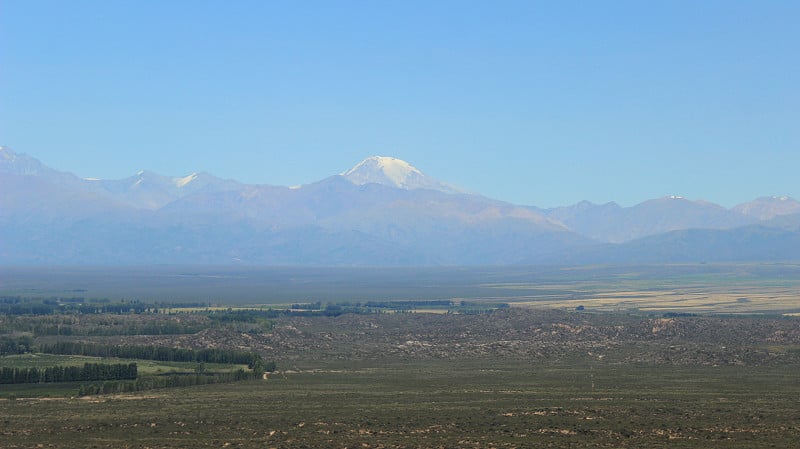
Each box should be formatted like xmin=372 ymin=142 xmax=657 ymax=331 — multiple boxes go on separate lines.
xmin=153 ymin=175 xmax=586 ymax=265
xmin=557 ymin=225 xmax=800 ymax=265
xmin=545 ymin=197 xmax=757 ymax=243
xmin=1 ymin=146 xmax=87 ymax=187
xmin=733 ymin=196 xmax=800 ymax=221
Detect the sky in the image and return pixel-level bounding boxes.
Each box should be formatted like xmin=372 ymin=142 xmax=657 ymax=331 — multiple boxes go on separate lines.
xmin=1 ymin=1 xmax=798 ymax=208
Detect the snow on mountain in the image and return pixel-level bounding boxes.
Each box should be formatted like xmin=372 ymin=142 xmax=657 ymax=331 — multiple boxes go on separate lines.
xmin=174 ymin=173 xmax=199 ymax=188
xmin=341 ymin=156 xmax=463 ymax=194
xmin=128 ymin=170 xmax=200 ymax=190
xmin=92 ymin=170 xmax=241 ymax=209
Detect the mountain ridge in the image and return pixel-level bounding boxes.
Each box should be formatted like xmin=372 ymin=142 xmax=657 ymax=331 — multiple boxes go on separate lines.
xmin=1 ymin=146 xmax=798 ymax=265
xmin=4 ymin=146 xmax=795 ymax=217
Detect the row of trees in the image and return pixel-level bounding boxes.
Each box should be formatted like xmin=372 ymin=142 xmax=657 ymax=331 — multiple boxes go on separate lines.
xmin=0 ymin=362 xmax=137 ymax=384
xmin=39 ymin=342 xmax=264 ymax=367
xmin=4 ymin=320 xmax=205 ymax=337
xmin=27 ymin=322 xmax=204 ymax=336
xmin=0 ymin=298 xmax=147 ymax=315
xmin=0 ymin=296 xmax=212 ymax=316
xmin=2 ymin=296 xmax=506 ymax=329
xmin=76 ymin=369 xmax=254 ymax=396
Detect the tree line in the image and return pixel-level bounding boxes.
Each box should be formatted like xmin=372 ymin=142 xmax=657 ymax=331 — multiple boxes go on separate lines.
xmin=39 ymin=341 xmax=265 ymax=367
xmin=0 ymin=296 xmax=209 ymax=316
xmin=76 ymin=368 xmax=255 ymax=396
xmin=1 ymin=316 xmax=205 ymax=337
xmin=0 ymin=362 xmax=137 ymax=384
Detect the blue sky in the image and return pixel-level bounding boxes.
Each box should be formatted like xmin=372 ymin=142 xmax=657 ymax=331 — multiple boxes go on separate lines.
xmin=1 ymin=1 xmax=798 ymax=207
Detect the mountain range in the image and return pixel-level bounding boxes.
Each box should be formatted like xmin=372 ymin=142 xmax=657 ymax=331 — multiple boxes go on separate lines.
xmin=2 ymin=146 xmax=799 ymax=265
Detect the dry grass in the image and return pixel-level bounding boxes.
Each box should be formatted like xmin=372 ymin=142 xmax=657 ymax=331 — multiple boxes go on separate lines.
xmin=511 ymin=287 xmax=800 ymax=313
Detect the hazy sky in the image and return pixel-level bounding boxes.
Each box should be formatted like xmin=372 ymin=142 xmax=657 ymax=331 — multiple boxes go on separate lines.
xmin=1 ymin=1 xmax=798 ymax=207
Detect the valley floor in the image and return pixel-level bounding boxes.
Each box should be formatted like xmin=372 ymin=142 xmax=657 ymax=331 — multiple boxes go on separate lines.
xmin=3 ymin=310 xmax=800 ymax=448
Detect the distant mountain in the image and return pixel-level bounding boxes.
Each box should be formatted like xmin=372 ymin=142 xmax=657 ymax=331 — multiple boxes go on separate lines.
xmin=0 ymin=146 xmax=85 ymax=187
xmin=151 ymin=175 xmax=583 ymax=265
xmin=341 ymin=156 xmax=462 ymax=193
xmin=761 ymin=212 xmax=800 ymax=232
xmin=543 ymin=201 xmax=624 ymax=242
xmin=544 ymin=196 xmax=757 ymax=243
xmin=0 ymin=149 xmax=585 ymax=265
xmin=0 ymin=146 xmax=241 ymax=210
xmin=733 ymin=196 xmax=800 ymax=221
xmin=1 ymin=146 xmax=798 ymax=265
xmin=0 ymin=172 xmax=137 ymax=222
xmin=87 ymin=170 xmax=242 ymax=210
xmin=558 ymin=225 xmax=800 ymax=265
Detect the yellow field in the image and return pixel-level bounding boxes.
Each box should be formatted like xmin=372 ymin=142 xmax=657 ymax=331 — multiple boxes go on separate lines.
xmin=511 ymin=286 xmax=800 ymax=314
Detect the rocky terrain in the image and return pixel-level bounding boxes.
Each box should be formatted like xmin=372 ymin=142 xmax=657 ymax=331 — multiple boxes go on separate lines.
xmin=110 ymin=309 xmax=800 ymax=368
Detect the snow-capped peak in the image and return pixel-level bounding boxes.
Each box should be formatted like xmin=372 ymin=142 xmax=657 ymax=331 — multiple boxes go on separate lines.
xmin=341 ymin=156 xmax=462 ymax=193
xmin=342 ymin=156 xmax=421 ymax=186
xmin=174 ymin=172 xmax=198 ymax=188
